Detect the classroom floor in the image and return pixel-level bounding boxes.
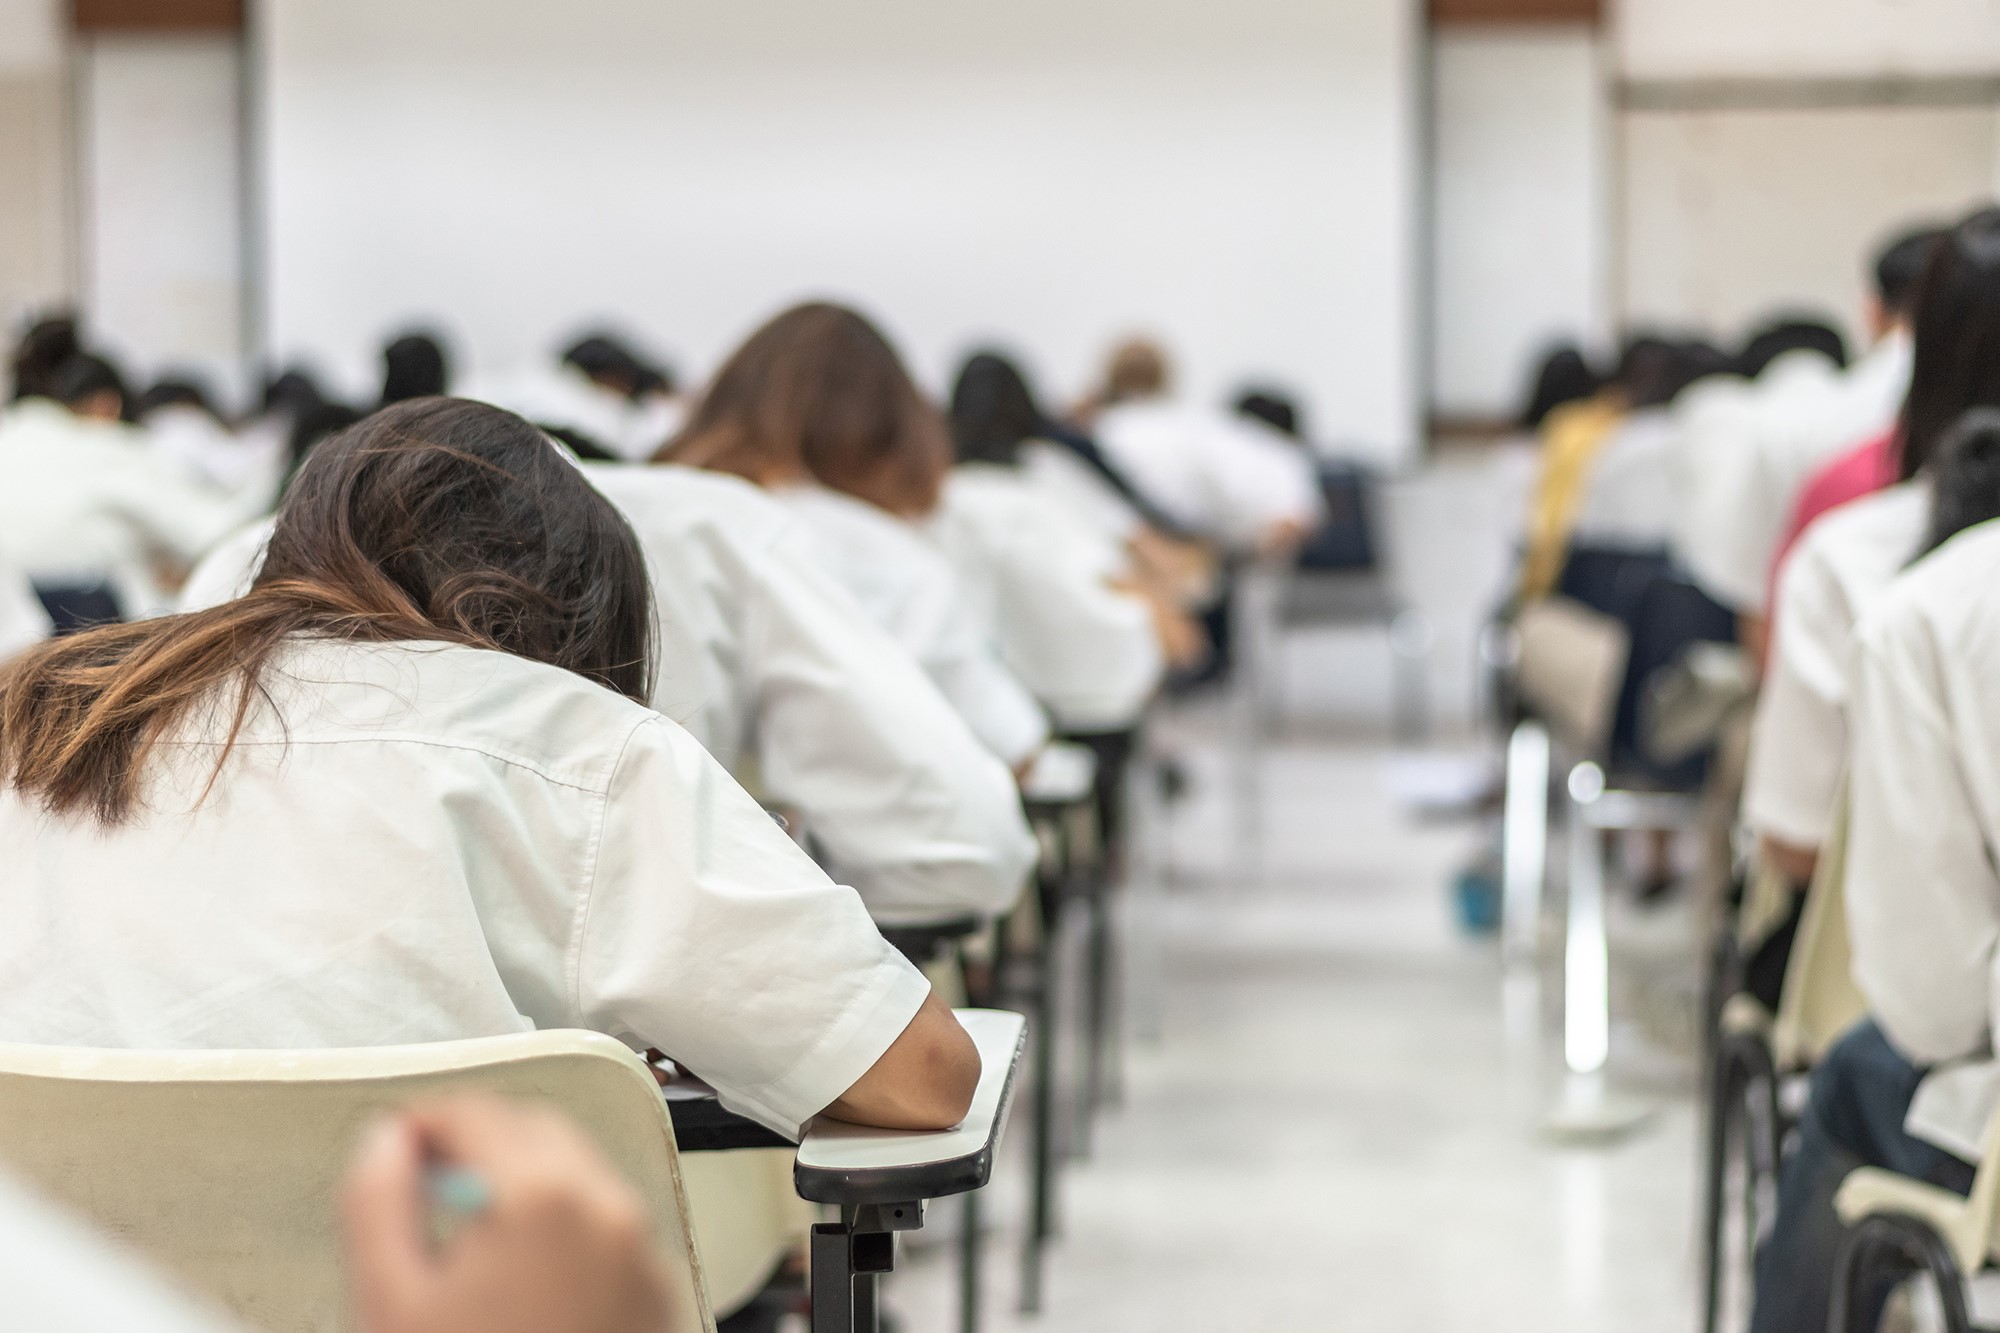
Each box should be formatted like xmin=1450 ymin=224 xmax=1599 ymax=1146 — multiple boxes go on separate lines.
xmin=892 ymin=702 xmax=1705 ymax=1332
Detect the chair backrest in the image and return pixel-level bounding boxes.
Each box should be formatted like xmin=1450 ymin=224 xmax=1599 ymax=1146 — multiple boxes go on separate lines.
xmin=0 ymin=1032 xmax=713 ymax=1333
xmin=1772 ymin=787 xmax=1868 ymax=1070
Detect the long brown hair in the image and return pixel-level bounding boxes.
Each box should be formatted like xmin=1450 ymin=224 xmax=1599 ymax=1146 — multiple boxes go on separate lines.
xmin=661 ymin=302 xmax=951 ymax=516
xmin=0 ymin=397 xmax=655 ymax=823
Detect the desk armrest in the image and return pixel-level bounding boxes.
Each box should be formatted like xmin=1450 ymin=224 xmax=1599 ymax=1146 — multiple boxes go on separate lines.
xmin=794 ymin=1009 xmax=1027 ymax=1206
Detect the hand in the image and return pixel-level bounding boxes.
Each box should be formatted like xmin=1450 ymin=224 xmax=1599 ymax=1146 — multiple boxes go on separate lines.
xmin=342 ymin=1095 xmax=678 ymax=1333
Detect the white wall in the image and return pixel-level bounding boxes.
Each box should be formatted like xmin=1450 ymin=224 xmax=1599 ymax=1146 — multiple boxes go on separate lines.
xmin=256 ymin=0 xmax=1423 ymax=460
xmin=80 ymin=34 xmax=246 ymax=401
xmin=1617 ymin=0 xmax=2000 ymax=79
xmin=1620 ymin=105 xmax=1998 ymax=340
xmin=0 ymin=0 xmax=71 ymax=331
xmin=1430 ymin=28 xmax=1607 ymax=420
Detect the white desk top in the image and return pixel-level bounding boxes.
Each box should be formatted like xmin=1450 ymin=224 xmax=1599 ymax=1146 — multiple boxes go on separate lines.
xmin=794 ymin=1009 xmax=1026 ymax=1203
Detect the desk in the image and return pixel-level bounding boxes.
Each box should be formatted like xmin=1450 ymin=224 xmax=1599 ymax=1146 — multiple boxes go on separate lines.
xmin=665 ymin=1010 xmax=1027 ymax=1333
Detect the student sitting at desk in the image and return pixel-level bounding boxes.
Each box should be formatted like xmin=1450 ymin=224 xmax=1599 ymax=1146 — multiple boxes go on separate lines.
xmin=1748 ymin=459 xmax=2000 ymax=1333
xmin=0 ymin=398 xmax=977 ymax=1140
xmin=665 ymin=302 xmax=1051 ymax=777
xmin=1744 ymin=207 xmax=2000 ymax=899
xmin=941 ymin=351 xmax=1186 ymax=733
xmin=179 ymin=454 xmax=1037 ymax=929
xmin=0 ymin=346 xmax=245 ymax=622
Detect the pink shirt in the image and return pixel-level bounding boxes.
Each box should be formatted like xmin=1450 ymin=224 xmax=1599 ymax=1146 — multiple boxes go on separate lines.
xmin=1767 ymin=430 xmax=1900 ymax=616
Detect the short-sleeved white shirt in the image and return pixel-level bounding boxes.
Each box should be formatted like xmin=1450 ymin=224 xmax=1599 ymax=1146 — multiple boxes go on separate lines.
xmin=1093 ymin=401 xmax=1322 ymax=550
xmin=773 ymin=484 xmax=1050 ymax=767
xmin=0 ymin=638 xmax=931 ymax=1140
xmin=925 ymin=465 xmax=1162 ymax=732
xmin=1742 ymin=482 xmax=1928 ymax=847
xmin=0 ymin=550 xmax=52 ymax=661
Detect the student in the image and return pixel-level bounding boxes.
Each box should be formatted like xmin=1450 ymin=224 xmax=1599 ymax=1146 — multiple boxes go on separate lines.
xmin=378 ymin=331 xmax=452 ymax=407
xmin=1743 ymin=209 xmax=2000 ymax=891
xmin=1748 ymin=431 xmax=2000 ymax=1333
xmin=0 ymin=350 xmax=243 ymax=619
xmin=8 ymin=314 xmax=80 ymax=402
xmin=945 ymin=352 xmax=1194 ymax=727
xmin=1735 ymin=316 xmax=1847 ymax=379
xmin=0 ymin=398 xmax=978 ymax=1139
xmin=1518 ymin=344 xmax=1605 ymax=434
xmin=190 ymin=445 xmax=1038 ymax=925
xmin=1082 ymin=337 xmax=1322 ymax=556
xmin=0 ymin=1096 xmax=681 ymax=1333
xmin=136 ymin=377 xmax=286 ymax=506
xmin=667 ymin=303 xmax=1051 ymax=774
xmin=469 ymin=333 xmax=681 ymax=464
xmin=1767 ymin=215 xmax=1991 ymax=597
xmin=1675 ymin=226 xmax=1938 ymax=636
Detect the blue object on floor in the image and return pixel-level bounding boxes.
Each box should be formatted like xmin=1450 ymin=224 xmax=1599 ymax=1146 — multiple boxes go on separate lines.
xmin=1453 ymin=869 xmax=1502 ymax=935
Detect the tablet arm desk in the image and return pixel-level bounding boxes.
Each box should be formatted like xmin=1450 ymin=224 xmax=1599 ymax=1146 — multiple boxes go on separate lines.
xmin=666 ymin=1009 xmax=1027 ymax=1333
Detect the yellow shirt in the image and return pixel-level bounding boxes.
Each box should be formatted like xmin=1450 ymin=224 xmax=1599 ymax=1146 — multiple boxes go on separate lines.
xmin=1518 ymin=394 xmax=1627 ymax=603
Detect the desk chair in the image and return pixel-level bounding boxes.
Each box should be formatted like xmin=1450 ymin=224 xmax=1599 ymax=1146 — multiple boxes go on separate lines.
xmin=0 ymin=1031 xmax=713 ymax=1333
xmin=1831 ymin=1115 xmax=2000 ymax=1333
xmin=1258 ymin=461 xmax=1430 ymax=742
xmin=665 ymin=1011 xmax=1028 ymax=1333
xmin=1700 ymin=796 xmax=1866 ymax=1333
xmin=0 ymin=1015 xmax=1025 ymax=1333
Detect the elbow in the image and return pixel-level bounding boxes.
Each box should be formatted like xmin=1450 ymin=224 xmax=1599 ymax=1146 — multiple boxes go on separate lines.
xmin=909 ymin=1022 xmax=981 ymax=1130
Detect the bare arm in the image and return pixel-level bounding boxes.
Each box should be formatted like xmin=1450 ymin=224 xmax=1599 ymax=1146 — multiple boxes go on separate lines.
xmin=822 ymin=989 xmax=980 ymax=1131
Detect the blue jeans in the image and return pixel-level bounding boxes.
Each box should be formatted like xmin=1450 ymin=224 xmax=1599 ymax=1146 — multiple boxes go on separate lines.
xmin=1749 ymin=1021 xmax=1977 ymax=1333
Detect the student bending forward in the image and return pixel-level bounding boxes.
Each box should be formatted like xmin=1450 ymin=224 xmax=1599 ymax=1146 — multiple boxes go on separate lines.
xmin=0 ymin=397 xmax=976 ymax=1140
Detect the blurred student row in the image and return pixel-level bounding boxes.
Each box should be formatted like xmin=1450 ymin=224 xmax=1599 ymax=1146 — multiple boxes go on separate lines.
xmin=0 ymin=298 xmax=1344 ymax=1330
xmin=1503 ymin=203 xmax=2000 ymax=1333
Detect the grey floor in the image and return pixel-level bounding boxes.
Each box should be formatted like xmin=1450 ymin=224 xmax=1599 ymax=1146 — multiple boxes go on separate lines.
xmin=891 ymin=447 xmax=1706 ymax=1331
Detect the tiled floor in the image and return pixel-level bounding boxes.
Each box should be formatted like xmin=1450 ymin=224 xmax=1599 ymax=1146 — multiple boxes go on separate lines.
xmin=892 ymin=704 xmax=1702 ymax=1332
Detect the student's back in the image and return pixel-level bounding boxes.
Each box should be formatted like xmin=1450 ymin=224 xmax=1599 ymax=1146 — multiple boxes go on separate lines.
xmin=1 ymin=399 xmax=972 ymax=1138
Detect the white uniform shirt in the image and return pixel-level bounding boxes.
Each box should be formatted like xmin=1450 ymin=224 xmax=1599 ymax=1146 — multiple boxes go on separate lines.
xmin=178 ymin=469 xmax=1036 ymax=925
xmin=773 ymin=484 xmax=1051 ymax=768
xmin=145 ymin=405 xmax=286 ymax=510
xmin=587 ymin=464 xmax=1034 ymax=922
xmin=464 ymin=368 xmax=682 ymax=462
xmin=0 ymin=1171 xmax=242 ymax=1333
xmin=1675 ymin=337 xmax=1912 ymax=613
xmin=925 ymin=465 xmax=1162 ymax=732
xmin=1570 ymin=410 xmax=1680 ymax=550
xmin=1845 ymin=519 xmax=2000 ymax=1160
xmin=1017 ymin=440 xmax=1145 ymax=544
xmin=0 ymin=400 xmax=245 ymax=616
xmin=0 ymin=550 xmax=53 ymax=660
xmin=0 ymin=638 xmax=931 ymax=1140
xmin=1742 ymin=482 xmax=1927 ymax=848
xmin=1093 ymin=401 xmax=1322 ymax=549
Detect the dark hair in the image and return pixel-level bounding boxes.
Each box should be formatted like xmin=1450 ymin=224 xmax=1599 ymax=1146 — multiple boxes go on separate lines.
xmin=563 ymin=333 xmax=676 ymax=400
xmin=1876 ymin=225 xmax=1947 ymax=321
xmin=262 ymin=366 xmax=330 ymax=419
xmin=1920 ymin=409 xmax=2000 ymax=557
xmin=10 ymin=315 xmax=79 ymax=401
xmin=949 ymin=352 xmax=1045 ymax=467
xmin=380 ymin=332 xmax=451 ymax=406
xmin=287 ymin=400 xmax=365 ymax=485
xmin=0 ymin=397 xmax=655 ymax=823
xmin=1616 ymin=334 xmax=1727 ymax=410
xmin=1897 ymin=207 xmax=2000 ymax=482
xmin=1738 ymin=317 xmax=1849 ymax=377
xmin=135 ymin=375 xmax=222 ymax=423
xmin=666 ymin=302 xmax=950 ymax=516
xmin=1519 ymin=345 xmax=1604 ymax=431
xmin=49 ymin=352 xmax=129 ymax=415
xmin=539 ymin=421 xmax=620 ymax=463
xmin=1234 ymin=389 xmax=1302 ymax=439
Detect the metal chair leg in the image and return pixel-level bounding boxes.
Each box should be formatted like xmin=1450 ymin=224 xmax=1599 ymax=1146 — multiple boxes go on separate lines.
xmin=957 ymin=1189 xmax=979 ymax=1333
xmin=1701 ymin=1036 xmax=1778 ymax=1333
xmin=1500 ymin=720 xmax=1551 ymax=965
